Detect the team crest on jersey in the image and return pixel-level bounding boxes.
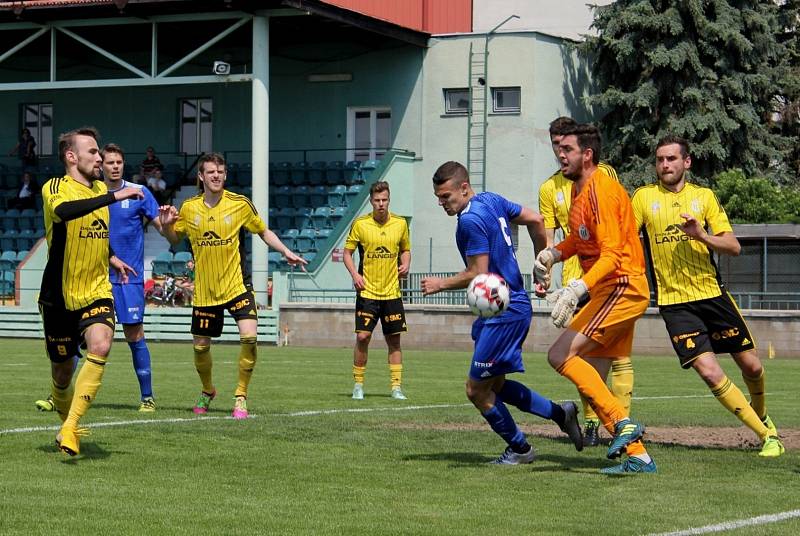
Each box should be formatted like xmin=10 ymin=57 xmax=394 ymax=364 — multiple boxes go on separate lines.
xmin=556 ymin=191 xmax=565 ymax=204
xmin=651 ymin=201 xmax=660 ymax=213
xmin=691 ymin=199 xmax=701 ymax=213
xmin=121 ymin=199 xmax=129 ymax=209
xmin=194 ymin=215 xmax=201 ymax=225
xmin=578 ymin=224 xmax=590 ymax=240
xmin=224 ymin=215 xmax=232 ymax=225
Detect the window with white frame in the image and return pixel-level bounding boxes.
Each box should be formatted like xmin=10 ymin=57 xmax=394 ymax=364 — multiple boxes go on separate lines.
xmin=443 ymin=88 xmax=470 ymax=115
xmin=346 ymin=107 xmax=392 ymax=162
xmin=21 ymin=103 xmax=53 ymax=156
xmin=180 ymin=98 xmax=213 ymax=155
xmin=491 ymin=87 xmax=521 ymax=114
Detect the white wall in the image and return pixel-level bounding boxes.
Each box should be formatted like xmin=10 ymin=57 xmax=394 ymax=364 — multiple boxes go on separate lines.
xmin=472 ymin=0 xmax=613 ymax=41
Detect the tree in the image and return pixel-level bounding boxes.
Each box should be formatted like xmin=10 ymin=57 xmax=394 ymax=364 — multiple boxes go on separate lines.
xmin=581 ymin=1 xmax=797 ymax=189
xmin=774 ymin=0 xmax=800 ymax=184
xmin=714 ymin=168 xmax=800 ymax=223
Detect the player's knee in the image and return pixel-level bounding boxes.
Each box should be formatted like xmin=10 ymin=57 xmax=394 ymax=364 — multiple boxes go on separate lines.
xmin=546 ymin=348 xmax=564 ymax=369
xmin=89 ymin=339 xmax=112 ymax=358
xmin=356 ymin=332 xmax=372 ymax=345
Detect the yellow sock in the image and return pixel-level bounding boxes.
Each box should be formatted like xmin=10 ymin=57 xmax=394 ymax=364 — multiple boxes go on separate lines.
xmin=742 ymin=369 xmax=766 ymax=420
xmin=389 ymin=364 xmax=402 ymax=389
xmin=353 ymin=365 xmax=365 ymax=385
xmin=51 ymin=379 xmax=73 ymax=424
xmin=580 ymin=394 xmax=600 ymax=423
xmin=64 ymin=353 xmax=106 ymax=429
xmin=558 ymin=356 xmax=627 ymax=425
xmin=193 ymin=344 xmax=214 ymax=393
xmin=235 ymin=336 xmax=257 ymax=398
xmin=611 ymin=356 xmax=634 ymax=414
xmin=711 ymin=376 xmax=770 ymax=440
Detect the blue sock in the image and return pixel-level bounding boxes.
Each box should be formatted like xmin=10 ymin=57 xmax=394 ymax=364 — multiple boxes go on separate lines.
xmin=481 ymin=400 xmax=528 ymax=453
xmin=499 ymin=379 xmax=564 ymax=424
xmin=129 ymin=339 xmax=153 ymax=399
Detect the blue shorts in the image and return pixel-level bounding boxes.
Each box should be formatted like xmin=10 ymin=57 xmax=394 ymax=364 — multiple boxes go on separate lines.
xmin=468 ymin=316 xmax=530 ymax=381
xmin=112 ymin=283 xmax=145 ymax=325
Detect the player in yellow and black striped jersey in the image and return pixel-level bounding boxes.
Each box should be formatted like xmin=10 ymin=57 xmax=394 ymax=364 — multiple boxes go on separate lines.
xmin=537 ymin=116 xmax=634 ymax=446
xmin=343 ymin=181 xmax=411 ymax=400
xmin=160 ymin=152 xmax=304 ymax=420
xmin=631 ymin=135 xmax=783 ymax=457
xmin=40 ymin=127 xmax=143 ymax=456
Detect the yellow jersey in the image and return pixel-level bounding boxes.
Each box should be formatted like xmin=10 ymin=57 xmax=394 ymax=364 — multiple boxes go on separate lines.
xmin=174 ymin=191 xmax=266 ymax=307
xmin=345 ymin=212 xmax=410 ymax=300
xmin=631 ymin=182 xmax=732 ymax=305
xmin=40 ymin=175 xmax=112 ymax=311
xmin=538 ymin=162 xmax=619 ymax=285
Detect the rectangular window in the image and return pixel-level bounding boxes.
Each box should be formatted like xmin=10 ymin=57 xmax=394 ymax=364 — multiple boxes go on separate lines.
xmin=346 ymin=107 xmax=392 ymax=162
xmin=443 ymin=88 xmax=470 ymax=115
xmin=491 ymin=87 xmax=521 ymax=114
xmin=180 ymin=98 xmax=213 ymax=154
xmin=21 ymin=103 xmax=53 ymax=156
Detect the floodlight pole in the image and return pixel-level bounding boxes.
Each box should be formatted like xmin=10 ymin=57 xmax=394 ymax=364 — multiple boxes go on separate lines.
xmin=252 ymin=13 xmax=270 ymax=306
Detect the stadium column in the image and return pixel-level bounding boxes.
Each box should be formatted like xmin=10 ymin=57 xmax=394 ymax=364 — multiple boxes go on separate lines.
xmin=252 ymin=13 xmax=270 ymax=308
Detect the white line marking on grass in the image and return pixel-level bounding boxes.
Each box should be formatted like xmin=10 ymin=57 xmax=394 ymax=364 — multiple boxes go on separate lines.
xmin=1 ymin=363 xmax=30 ymax=367
xmin=648 ymin=510 xmax=800 ymax=536
xmin=0 ymin=403 xmax=473 ymax=435
xmin=634 ymin=394 xmax=714 ymax=400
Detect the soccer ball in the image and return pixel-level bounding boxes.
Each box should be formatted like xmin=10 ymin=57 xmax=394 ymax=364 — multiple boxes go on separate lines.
xmin=467 ymin=273 xmax=510 ymax=318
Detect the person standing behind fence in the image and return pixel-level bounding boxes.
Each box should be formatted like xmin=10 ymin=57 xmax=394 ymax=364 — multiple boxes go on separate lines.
xmin=343 ymin=181 xmax=411 ymax=400
xmin=631 ymin=135 xmax=783 ymax=457
xmin=158 ymin=152 xmax=305 ymax=419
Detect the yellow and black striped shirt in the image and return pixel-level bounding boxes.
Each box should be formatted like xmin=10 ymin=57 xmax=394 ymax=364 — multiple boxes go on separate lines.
xmin=537 ymin=162 xmax=618 ymax=284
xmin=345 ymin=213 xmax=410 ymax=300
xmin=40 ymin=175 xmax=112 ymax=311
xmin=631 ymin=182 xmax=732 ymax=305
xmin=174 ymin=191 xmax=266 ymax=307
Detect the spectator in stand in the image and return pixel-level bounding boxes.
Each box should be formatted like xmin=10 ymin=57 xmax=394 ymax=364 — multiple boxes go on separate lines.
xmin=11 ymin=171 xmax=37 ymax=210
xmin=140 ymin=146 xmax=163 ymax=179
xmin=176 ymin=259 xmax=195 ymax=306
xmin=147 ymin=168 xmax=168 ymax=204
xmin=9 ymin=128 xmax=37 ymax=171
xmin=130 ymin=173 xmax=145 ymax=186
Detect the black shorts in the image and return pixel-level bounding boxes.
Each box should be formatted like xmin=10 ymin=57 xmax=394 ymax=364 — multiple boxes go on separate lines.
xmin=39 ymin=298 xmax=115 ymax=363
xmin=660 ymin=292 xmax=755 ymax=369
xmin=355 ymin=296 xmax=407 ymax=336
xmin=191 ymin=291 xmax=258 ymax=338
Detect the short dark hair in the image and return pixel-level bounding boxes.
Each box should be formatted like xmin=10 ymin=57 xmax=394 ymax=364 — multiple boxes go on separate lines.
xmin=432 ymin=161 xmax=469 ymax=186
xmin=563 ymin=123 xmax=601 ymax=165
xmin=549 ymin=116 xmax=577 ymax=137
xmin=656 ymin=135 xmax=690 ymax=158
xmin=101 ymin=143 xmax=125 ymax=161
xmin=197 ymin=152 xmax=226 ymax=173
xmin=369 ymin=180 xmax=390 ymax=197
xmin=58 ymin=127 xmax=99 ymax=166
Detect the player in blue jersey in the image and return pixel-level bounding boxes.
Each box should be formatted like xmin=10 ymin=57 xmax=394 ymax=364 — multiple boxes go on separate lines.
xmin=35 ymin=143 xmax=164 ymax=413
xmin=100 ymin=143 xmax=164 ymax=411
xmin=421 ymin=161 xmax=583 ymax=464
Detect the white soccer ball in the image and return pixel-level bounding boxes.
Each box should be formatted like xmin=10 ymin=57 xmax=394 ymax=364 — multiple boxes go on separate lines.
xmin=466 ymin=273 xmax=510 ymax=318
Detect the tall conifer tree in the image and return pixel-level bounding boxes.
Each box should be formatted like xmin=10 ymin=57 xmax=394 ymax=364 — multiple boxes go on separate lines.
xmin=581 ymin=1 xmax=795 ymax=187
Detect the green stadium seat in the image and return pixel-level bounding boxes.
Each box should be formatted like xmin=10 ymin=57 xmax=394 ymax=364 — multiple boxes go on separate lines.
xmin=325 ymin=161 xmax=344 ymax=185
xmin=308 ymin=161 xmax=327 ymax=184
xmin=0 ymin=250 xmax=16 ymax=272
xmin=296 ymin=228 xmax=317 ymax=252
xmin=294 ymin=207 xmax=312 ymax=230
xmin=309 ymin=186 xmax=327 ymax=207
xmin=275 ymin=207 xmax=294 ymax=230
xmin=328 ymin=185 xmax=347 ymax=207
xmin=172 ymin=251 xmax=193 ymax=276
xmin=151 ymin=251 xmax=174 ymax=277
xmin=290 ymin=162 xmax=310 ymax=186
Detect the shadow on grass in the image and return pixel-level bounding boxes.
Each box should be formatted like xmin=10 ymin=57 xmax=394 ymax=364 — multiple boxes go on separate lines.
xmin=91 ymin=402 xmax=229 ymax=414
xmin=36 ymin=440 xmax=111 ymax=463
xmin=402 ymin=451 xmax=608 ymax=471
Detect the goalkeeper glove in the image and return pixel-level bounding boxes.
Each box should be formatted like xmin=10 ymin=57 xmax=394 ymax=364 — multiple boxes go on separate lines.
xmin=547 ymin=279 xmax=588 ymax=328
xmin=534 ymin=247 xmax=561 ymax=290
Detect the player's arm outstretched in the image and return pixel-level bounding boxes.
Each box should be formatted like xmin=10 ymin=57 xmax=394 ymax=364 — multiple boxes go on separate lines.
xmin=53 ymin=186 xmax=144 ymax=222
xmin=421 ymin=253 xmax=488 ymax=296
xmin=257 ymin=228 xmax=306 ymax=266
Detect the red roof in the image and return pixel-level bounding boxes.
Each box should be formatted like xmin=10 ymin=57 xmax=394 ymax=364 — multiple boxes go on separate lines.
xmin=0 ymin=0 xmax=113 ymax=5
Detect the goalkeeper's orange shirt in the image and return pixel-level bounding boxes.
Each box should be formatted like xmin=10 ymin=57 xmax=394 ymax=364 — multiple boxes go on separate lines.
xmin=555 ymin=168 xmax=646 ymax=291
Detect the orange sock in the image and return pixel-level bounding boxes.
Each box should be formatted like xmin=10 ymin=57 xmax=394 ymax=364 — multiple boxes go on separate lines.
xmin=558 ymin=356 xmax=627 ymax=425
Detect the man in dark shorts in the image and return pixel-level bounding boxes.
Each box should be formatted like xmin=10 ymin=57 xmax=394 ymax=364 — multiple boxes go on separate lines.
xmin=343 ymin=181 xmax=411 ymax=400
xmin=632 ymin=135 xmax=783 ymax=457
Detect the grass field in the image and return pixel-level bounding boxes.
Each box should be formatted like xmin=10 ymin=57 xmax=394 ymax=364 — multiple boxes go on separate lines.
xmin=1 ymin=338 xmax=798 ymax=535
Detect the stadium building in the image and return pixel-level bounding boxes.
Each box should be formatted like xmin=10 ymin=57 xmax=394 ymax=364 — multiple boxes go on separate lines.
xmin=1 ymin=0 xmax=797 ymax=354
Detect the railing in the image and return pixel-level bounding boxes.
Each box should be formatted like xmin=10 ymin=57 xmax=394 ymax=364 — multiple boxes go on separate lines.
xmin=729 ymin=292 xmax=800 ymax=311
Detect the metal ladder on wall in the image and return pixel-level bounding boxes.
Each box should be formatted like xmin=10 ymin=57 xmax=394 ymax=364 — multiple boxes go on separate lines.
xmin=467 ymin=41 xmax=488 ymax=192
